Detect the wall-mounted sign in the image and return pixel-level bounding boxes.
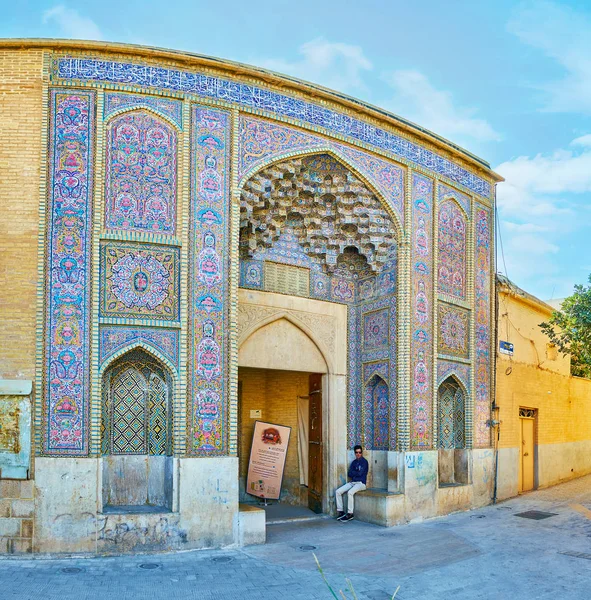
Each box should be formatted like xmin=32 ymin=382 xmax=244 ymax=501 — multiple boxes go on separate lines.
xmin=250 ymin=409 xmax=262 ymax=419
xmin=246 ymin=421 xmax=291 ymax=500
xmin=499 ymin=341 xmax=514 ymax=356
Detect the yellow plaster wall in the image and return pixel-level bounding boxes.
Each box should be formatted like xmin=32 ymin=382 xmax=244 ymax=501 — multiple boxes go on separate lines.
xmin=0 ymin=50 xmax=44 ymax=380
xmin=496 ymin=287 xmax=591 ymax=489
xmin=238 ymin=367 xmax=309 ymax=505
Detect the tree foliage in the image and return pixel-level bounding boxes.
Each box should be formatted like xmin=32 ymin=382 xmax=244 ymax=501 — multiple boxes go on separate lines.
xmin=540 ymin=274 xmax=591 ymax=378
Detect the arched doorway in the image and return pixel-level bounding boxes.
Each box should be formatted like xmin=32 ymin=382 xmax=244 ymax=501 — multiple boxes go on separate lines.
xmin=237 ymin=299 xmax=341 ymax=519
xmin=237 ymin=151 xmax=399 ymax=523
xmin=101 ymin=348 xmax=174 ymax=511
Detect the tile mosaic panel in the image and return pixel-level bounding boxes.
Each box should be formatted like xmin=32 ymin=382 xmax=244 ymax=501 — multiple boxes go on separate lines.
xmin=44 ymin=90 xmax=95 ymax=455
xmin=347 ymin=303 xmax=362 ymax=449
xmin=55 ymin=58 xmax=491 ymax=198
xmin=437 ymin=360 xmax=470 ymax=393
xmin=438 ymin=303 xmax=470 ymax=358
xmin=239 ymin=259 xmax=264 ymax=290
xmin=100 ymin=242 xmax=180 ymax=321
xmin=99 ymin=326 xmax=179 ymax=369
xmin=363 ymin=360 xmax=389 ymax=383
xmin=188 ymin=106 xmax=231 ymax=455
xmin=410 ymin=174 xmax=434 ymax=449
xmin=474 ymin=205 xmax=492 ymax=447
xmin=438 ymin=199 xmax=467 ymax=300
xmin=104 ymin=92 xmax=183 ymax=128
xmin=238 ymin=116 xmax=405 ymax=225
xmin=105 ymin=110 xmax=177 ymax=234
xmin=348 ymin=294 xmax=397 ymax=450
xmin=438 ymin=182 xmax=471 ymax=216
xmin=358 ymin=277 xmax=376 ymax=302
xmin=363 ymin=309 xmax=390 ymax=351
xmin=331 ymin=277 xmax=355 ymax=303
xmin=377 ymin=268 xmax=397 ymax=296
xmin=310 ymin=271 xmax=331 ymax=300
xmin=364 ymin=376 xmax=389 ymax=451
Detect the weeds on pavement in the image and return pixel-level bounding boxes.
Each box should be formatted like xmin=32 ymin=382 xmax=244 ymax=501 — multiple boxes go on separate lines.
xmin=313 ymin=553 xmax=400 ymax=599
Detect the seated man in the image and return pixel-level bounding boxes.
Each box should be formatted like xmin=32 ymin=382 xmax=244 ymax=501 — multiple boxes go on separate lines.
xmin=335 ymin=445 xmax=368 ymax=522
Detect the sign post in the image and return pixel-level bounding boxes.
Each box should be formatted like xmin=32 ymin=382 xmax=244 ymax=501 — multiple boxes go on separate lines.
xmin=246 ymin=421 xmax=291 ymax=501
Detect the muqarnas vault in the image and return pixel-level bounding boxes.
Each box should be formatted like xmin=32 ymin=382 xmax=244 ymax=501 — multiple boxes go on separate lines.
xmin=0 ymin=40 xmax=500 ymax=554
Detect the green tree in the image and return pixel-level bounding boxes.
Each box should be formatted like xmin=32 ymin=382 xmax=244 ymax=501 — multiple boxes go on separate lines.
xmin=540 ymin=274 xmax=591 ymax=378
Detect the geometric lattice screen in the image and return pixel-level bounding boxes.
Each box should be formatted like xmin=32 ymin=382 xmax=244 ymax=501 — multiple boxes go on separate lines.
xmin=438 ymin=377 xmax=465 ymax=449
xmin=101 ymin=349 xmax=171 ymax=456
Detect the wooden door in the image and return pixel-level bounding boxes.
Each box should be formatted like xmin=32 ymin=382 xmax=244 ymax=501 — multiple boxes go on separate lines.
xmin=520 ymin=417 xmax=535 ymax=492
xmin=308 ymin=373 xmax=323 ymax=513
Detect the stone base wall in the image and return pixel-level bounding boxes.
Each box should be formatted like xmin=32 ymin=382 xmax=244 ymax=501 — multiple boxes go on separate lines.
xmin=33 ymin=456 xmax=238 ymax=554
xmin=0 ymin=479 xmax=34 ymax=553
xmin=355 ymin=449 xmax=495 ymax=526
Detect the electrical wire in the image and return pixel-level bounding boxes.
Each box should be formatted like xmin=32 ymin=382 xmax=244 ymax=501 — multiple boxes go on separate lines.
xmin=495 ymin=204 xmax=509 ymax=281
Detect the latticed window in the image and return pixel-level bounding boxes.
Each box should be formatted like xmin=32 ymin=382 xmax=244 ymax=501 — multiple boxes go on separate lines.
xmin=101 ymin=349 xmax=172 ymax=456
xmin=438 ymin=377 xmax=465 ymax=449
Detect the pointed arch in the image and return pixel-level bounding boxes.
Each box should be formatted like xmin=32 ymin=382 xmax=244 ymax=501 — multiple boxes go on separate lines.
xmin=437 ymin=375 xmax=466 ymax=450
xmin=104 ymin=104 xmax=182 ymax=131
xmin=364 ymin=374 xmax=389 ymax=451
xmin=436 ymin=368 xmax=469 ymax=395
xmin=99 ymin=339 xmax=178 ymax=383
xmin=101 ymin=346 xmax=173 ymax=456
xmin=238 ymin=147 xmax=404 ymax=240
xmin=105 ymin=108 xmax=178 ymax=234
xmin=238 ymin=310 xmax=333 ymax=374
xmin=439 ymin=193 xmax=470 ymax=221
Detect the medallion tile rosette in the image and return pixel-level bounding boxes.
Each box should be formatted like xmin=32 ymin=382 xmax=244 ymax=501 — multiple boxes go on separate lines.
xmin=100 ymin=242 xmax=180 ymax=321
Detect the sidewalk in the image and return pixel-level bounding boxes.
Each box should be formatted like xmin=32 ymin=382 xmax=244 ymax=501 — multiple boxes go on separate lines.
xmin=1 ymin=474 xmax=591 ymax=599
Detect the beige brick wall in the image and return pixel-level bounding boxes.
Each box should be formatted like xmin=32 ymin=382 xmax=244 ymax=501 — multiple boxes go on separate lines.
xmin=238 ymin=367 xmax=310 ymax=505
xmin=0 ymin=50 xmax=44 ymax=380
xmin=497 ymin=289 xmax=591 ymax=450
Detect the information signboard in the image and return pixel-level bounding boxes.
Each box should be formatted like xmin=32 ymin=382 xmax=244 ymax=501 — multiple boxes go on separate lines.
xmin=246 ymin=421 xmax=291 ymax=500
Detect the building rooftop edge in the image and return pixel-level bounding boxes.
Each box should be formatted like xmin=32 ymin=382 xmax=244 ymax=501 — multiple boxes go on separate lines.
xmin=0 ymin=38 xmax=504 ymax=183
xmin=497 ymin=274 xmax=556 ymax=314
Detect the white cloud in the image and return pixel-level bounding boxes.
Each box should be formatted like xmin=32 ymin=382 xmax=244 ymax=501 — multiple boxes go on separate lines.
xmin=43 ymin=4 xmax=102 ymax=40
xmin=495 ymin=137 xmax=591 ymax=292
xmin=501 ymin=221 xmax=548 ymax=234
xmin=497 ymin=148 xmax=591 ymax=200
xmin=507 ymin=1 xmax=591 ymax=113
xmin=571 ymin=134 xmax=591 ymax=148
xmin=382 ymin=69 xmax=501 ymax=144
xmin=257 ymin=38 xmax=372 ymax=94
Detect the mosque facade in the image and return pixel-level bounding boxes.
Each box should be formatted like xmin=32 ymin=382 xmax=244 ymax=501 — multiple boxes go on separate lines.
xmin=0 ymin=40 xmax=501 ymax=553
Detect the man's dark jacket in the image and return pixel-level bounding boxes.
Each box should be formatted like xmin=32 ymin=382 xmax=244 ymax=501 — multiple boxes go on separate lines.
xmin=348 ymin=456 xmax=369 ymax=484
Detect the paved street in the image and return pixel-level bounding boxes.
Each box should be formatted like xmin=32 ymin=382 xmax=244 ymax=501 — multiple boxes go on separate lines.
xmin=2 ymin=475 xmax=591 ymax=600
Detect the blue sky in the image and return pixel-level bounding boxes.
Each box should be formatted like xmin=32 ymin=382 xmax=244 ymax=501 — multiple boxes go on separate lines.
xmin=3 ymin=0 xmax=591 ymax=301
